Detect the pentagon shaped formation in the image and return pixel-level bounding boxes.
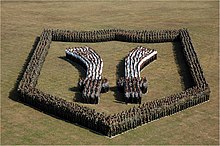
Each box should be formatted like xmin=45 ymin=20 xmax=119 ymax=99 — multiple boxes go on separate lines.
xmin=17 ymin=28 xmax=210 ymax=137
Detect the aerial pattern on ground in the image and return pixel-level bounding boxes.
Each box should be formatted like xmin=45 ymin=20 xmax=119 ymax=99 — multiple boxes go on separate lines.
xmin=1 ymin=1 xmax=219 ymax=145
xmin=16 ymin=28 xmax=211 ymax=138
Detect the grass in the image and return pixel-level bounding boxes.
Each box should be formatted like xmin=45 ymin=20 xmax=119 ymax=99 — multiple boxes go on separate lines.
xmin=1 ymin=1 xmax=219 ymax=145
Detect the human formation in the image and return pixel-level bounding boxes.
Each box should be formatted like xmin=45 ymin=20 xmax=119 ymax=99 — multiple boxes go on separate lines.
xmin=65 ymin=46 xmax=109 ymax=104
xmin=18 ymin=30 xmax=52 ymax=96
xmin=17 ymin=28 xmax=210 ymax=137
xmin=179 ymin=29 xmax=207 ymax=87
xmin=51 ymin=29 xmax=179 ymax=43
xmin=117 ymin=46 xmax=157 ymax=104
xmin=105 ymin=84 xmax=210 ymax=137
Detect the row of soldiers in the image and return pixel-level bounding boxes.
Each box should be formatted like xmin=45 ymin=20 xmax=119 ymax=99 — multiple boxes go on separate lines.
xmin=179 ymin=29 xmax=207 ymax=87
xmin=78 ymin=77 xmax=109 ymax=104
xmin=50 ymin=28 xmax=180 ymax=43
xmin=18 ymin=29 xmax=52 ymax=94
xmin=106 ymin=84 xmax=210 ymax=137
xmin=65 ymin=46 xmax=109 ymax=104
xmin=117 ymin=77 xmax=148 ymax=104
xmin=19 ymin=87 xmax=111 ymax=135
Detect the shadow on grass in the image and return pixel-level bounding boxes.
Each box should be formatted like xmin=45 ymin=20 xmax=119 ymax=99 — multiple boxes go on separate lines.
xmin=172 ymin=42 xmax=195 ymax=90
xmin=116 ymin=58 xmax=125 ymax=79
xmin=68 ymin=87 xmax=84 ymax=103
xmin=58 ymin=56 xmax=86 ymax=79
xmin=8 ymin=36 xmax=40 ymax=102
xmin=113 ymin=58 xmax=126 ymax=104
xmin=69 ymin=86 xmax=79 ymax=92
xmin=109 ymin=86 xmax=125 ymax=104
xmin=58 ymin=56 xmax=87 ymax=103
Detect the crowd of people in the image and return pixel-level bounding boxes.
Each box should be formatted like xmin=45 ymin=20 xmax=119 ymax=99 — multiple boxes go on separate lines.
xmin=18 ymin=29 xmax=52 ymax=96
xmin=117 ymin=77 xmax=148 ymax=104
xmin=179 ymin=29 xmax=208 ymax=87
xmin=66 ymin=46 xmax=109 ymax=104
xmin=106 ymin=84 xmax=210 ymax=137
xmin=51 ymin=29 xmax=179 ymax=43
xmin=66 ymin=46 xmax=103 ymax=80
xmin=117 ymin=46 xmax=157 ymax=104
xmin=125 ymin=46 xmax=157 ymax=78
xmin=20 ymin=87 xmax=110 ymax=135
xmin=16 ymin=28 xmax=210 ymax=137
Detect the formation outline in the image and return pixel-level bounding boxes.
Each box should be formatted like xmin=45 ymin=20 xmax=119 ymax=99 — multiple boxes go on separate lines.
xmin=17 ymin=28 xmax=210 ymax=137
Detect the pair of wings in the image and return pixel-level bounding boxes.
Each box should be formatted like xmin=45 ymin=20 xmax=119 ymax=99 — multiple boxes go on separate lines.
xmin=65 ymin=46 xmax=157 ymax=104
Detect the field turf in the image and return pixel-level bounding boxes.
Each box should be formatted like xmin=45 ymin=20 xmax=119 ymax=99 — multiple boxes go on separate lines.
xmin=1 ymin=1 xmax=219 ymax=145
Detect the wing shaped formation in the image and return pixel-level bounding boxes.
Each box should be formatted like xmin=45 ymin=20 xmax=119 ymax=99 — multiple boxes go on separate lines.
xmin=117 ymin=46 xmax=157 ymax=104
xmin=66 ymin=46 xmax=109 ymax=104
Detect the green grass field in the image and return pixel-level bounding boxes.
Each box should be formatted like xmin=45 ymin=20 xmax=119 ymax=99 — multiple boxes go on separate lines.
xmin=1 ymin=1 xmax=219 ymax=145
